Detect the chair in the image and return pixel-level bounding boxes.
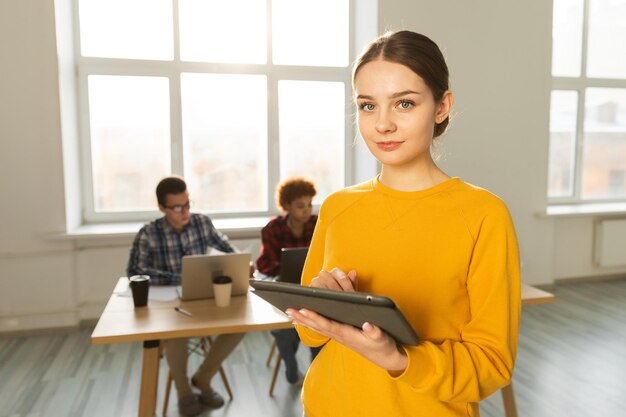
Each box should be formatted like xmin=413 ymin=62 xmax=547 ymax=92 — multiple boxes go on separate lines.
xmin=162 ymin=337 xmax=234 ymax=416
xmin=265 ymin=340 xmax=282 ymax=396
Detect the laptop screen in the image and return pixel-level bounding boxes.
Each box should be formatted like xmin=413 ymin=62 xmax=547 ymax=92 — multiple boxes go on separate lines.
xmin=279 ymin=247 xmax=308 ymax=284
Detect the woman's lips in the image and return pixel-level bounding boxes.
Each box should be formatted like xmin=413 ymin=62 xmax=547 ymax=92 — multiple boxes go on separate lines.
xmin=376 ymin=141 xmax=403 ymax=151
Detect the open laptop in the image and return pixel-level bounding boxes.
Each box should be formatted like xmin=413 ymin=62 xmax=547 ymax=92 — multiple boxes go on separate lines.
xmin=180 ymin=252 xmax=251 ymax=301
xmin=278 ymin=247 xmax=308 ymax=284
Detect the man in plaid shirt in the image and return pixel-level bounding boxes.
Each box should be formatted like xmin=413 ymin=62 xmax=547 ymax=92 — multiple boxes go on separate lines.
xmin=127 ymin=203 xmax=234 ymax=285
xmin=127 ymin=176 xmax=243 ymax=416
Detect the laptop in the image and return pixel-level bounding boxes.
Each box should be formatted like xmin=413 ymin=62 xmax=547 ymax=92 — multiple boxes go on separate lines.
xmin=279 ymin=247 xmax=308 ymax=284
xmin=180 ymin=252 xmax=251 ymax=301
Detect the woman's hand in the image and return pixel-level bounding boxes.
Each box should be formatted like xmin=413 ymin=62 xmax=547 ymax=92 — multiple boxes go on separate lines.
xmin=293 ymin=267 xmax=408 ymax=373
xmin=310 ymin=267 xmax=358 ymax=291
xmin=288 ymin=307 xmax=408 ymax=372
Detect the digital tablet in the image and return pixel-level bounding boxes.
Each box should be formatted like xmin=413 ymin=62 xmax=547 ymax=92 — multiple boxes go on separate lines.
xmin=249 ymin=280 xmax=419 ymax=346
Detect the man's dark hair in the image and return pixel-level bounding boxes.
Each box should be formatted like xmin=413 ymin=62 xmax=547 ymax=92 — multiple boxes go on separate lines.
xmin=156 ymin=176 xmax=187 ymax=206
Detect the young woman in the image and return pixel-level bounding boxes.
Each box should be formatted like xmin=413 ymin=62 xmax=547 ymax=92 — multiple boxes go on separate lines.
xmin=256 ymin=177 xmax=322 ymax=385
xmin=256 ymin=177 xmax=318 ymax=278
xmin=289 ymin=31 xmax=521 ymax=416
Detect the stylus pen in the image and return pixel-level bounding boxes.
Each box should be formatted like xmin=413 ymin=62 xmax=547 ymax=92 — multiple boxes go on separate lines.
xmin=174 ymin=306 xmax=193 ymax=317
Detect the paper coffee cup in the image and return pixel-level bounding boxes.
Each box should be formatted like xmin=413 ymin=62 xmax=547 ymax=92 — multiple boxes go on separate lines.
xmin=129 ymin=275 xmax=150 ymax=307
xmin=213 ymin=275 xmax=232 ymax=307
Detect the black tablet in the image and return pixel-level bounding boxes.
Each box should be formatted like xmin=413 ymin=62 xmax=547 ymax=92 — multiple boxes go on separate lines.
xmin=249 ymin=280 xmax=419 ymax=346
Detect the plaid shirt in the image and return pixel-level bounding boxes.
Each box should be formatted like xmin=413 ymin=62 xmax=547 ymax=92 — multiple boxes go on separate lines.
xmin=126 ymin=213 xmax=234 ymax=285
xmin=255 ymin=214 xmax=318 ymax=277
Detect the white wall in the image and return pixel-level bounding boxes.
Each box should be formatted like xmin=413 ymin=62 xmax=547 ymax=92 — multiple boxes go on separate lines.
xmin=379 ymin=0 xmax=626 ymax=284
xmin=379 ymin=0 xmax=557 ymax=285
xmin=0 ymin=0 xmax=77 ymax=332
xmin=1 ymin=0 xmax=625 ymax=334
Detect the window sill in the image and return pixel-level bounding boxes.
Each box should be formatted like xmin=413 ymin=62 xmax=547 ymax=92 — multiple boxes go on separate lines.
xmin=543 ymin=202 xmax=626 ymax=218
xmin=49 ymin=216 xmax=271 ymax=241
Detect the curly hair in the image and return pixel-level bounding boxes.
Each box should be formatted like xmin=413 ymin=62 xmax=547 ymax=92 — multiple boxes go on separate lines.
xmin=276 ymin=177 xmax=317 ymax=212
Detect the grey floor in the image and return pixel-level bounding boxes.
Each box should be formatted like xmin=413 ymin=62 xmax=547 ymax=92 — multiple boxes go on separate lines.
xmin=1 ymin=279 xmax=625 ymax=417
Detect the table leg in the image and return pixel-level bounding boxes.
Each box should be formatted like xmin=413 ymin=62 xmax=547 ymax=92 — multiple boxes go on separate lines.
xmin=501 ymin=382 xmax=519 ymax=417
xmin=138 ymin=340 xmax=160 ymax=417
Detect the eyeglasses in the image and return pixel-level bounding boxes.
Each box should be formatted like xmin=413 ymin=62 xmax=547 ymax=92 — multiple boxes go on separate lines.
xmin=164 ymin=201 xmax=191 ymax=213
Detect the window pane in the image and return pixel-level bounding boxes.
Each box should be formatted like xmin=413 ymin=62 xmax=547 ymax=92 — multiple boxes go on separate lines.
xmin=581 ymin=88 xmax=626 ymax=199
xmin=548 ymin=91 xmax=579 ymax=198
xmin=587 ymin=0 xmax=626 ymax=79
xmin=273 ymin=0 xmax=349 ymax=67
xmin=278 ymin=81 xmax=345 ymax=202
xmin=179 ymin=0 xmax=266 ymax=64
xmin=181 ymin=74 xmax=268 ymax=212
xmin=552 ymin=0 xmax=584 ymax=77
xmin=78 ymin=0 xmax=173 ymax=60
xmin=88 ymin=76 xmax=171 ymax=211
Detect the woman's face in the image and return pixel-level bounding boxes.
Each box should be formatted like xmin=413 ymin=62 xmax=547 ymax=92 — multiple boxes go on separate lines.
xmin=285 ymin=195 xmax=313 ymax=223
xmin=354 ymin=60 xmax=449 ymax=170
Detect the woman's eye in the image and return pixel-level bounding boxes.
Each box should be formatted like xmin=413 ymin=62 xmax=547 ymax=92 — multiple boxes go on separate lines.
xmin=360 ymin=103 xmax=375 ymax=111
xmin=398 ymin=100 xmax=413 ymax=109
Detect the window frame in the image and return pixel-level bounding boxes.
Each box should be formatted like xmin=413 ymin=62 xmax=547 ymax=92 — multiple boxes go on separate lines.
xmin=74 ymin=0 xmax=356 ymax=223
xmin=549 ymin=0 xmax=626 ymax=205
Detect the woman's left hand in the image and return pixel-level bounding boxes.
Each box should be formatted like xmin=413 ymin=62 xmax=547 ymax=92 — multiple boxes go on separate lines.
xmin=288 ymin=308 xmax=408 ymax=373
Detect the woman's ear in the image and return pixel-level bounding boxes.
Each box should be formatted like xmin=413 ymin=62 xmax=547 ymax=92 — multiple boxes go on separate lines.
xmin=435 ymin=90 xmax=454 ymax=123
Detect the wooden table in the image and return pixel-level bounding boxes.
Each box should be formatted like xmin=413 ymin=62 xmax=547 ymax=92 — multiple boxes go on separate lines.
xmin=91 ymin=278 xmax=293 ymax=417
xmin=500 ymin=283 xmax=556 ymax=417
xmin=91 ymin=279 xmax=553 ymax=417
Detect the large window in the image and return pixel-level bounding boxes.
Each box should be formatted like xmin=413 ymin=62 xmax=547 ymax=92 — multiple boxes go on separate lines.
xmin=548 ymin=0 xmax=626 ymax=202
xmin=76 ymin=0 xmax=352 ymax=221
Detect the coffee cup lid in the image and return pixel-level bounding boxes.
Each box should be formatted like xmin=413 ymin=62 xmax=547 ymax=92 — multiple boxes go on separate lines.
xmin=213 ymin=275 xmax=232 ymax=284
xmin=129 ymin=275 xmax=150 ymax=282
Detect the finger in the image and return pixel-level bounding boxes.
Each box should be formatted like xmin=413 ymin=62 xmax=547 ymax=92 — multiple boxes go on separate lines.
xmin=285 ymin=308 xmax=309 ymax=328
xmin=311 ymin=270 xmax=343 ymax=290
xmin=331 ymin=267 xmax=356 ymax=292
xmin=362 ymin=321 xmax=381 ymax=337
xmin=288 ymin=308 xmax=332 ymax=335
xmin=289 ymin=308 xmax=348 ymax=337
xmin=362 ymin=322 xmax=389 ymax=345
xmin=347 ymin=269 xmax=358 ymax=290
xmin=286 ymin=308 xmax=322 ymax=327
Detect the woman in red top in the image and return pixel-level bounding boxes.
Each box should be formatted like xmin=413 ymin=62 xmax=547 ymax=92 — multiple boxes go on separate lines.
xmin=256 ymin=177 xmax=318 ymax=277
xmin=256 ymin=177 xmax=321 ymax=385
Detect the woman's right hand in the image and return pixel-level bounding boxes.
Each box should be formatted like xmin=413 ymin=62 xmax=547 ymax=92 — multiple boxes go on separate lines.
xmin=309 ymin=267 xmax=357 ymax=292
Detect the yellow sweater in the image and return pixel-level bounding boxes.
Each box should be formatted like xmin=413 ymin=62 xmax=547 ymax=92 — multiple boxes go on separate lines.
xmin=296 ymin=177 xmax=521 ymax=417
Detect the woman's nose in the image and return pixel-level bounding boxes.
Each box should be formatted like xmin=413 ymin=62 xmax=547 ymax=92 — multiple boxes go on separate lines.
xmin=375 ymin=109 xmax=396 ymax=133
